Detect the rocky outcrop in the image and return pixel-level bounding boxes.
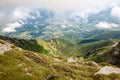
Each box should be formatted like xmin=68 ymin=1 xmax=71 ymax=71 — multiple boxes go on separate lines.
xmin=53 ymin=58 xmax=61 ymax=62
xmin=0 ymin=40 xmax=13 ymax=54
xmin=95 ymin=66 xmax=120 ymax=75
xmin=105 ymin=41 xmax=120 ymax=67
xmin=67 ymin=57 xmax=77 ymax=63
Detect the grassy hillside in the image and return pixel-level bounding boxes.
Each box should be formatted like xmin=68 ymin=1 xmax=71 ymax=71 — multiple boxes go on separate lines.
xmin=79 ymin=40 xmax=115 ymax=57
xmin=1 ymin=47 xmax=120 ymax=80
xmin=0 ymin=32 xmax=118 ymax=58
xmin=86 ymin=46 xmax=112 ymax=62
xmin=46 ymin=38 xmax=116 ymax=58
xmin=0 ymin=36 xmax=120 ymax=80
xmin=86 ymin=40 xmax=120 ymax=67
xmin=78 ymin=31 xmax=120 ymax=44
xmin=0 ymin=35 xmax=48 ymax=54
xmin=89 ymin=31 xmax=120 ymax=40
xmin=49 ymin=38 xmax=80 ymax=57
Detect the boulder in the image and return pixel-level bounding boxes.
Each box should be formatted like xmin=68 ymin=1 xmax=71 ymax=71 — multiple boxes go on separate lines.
xmin=83 ymin=61 xmax=98 ymax=67
xmin=67 ymin=57 xmax=77 ymax=63
xmin=95 ymin=66 xmax=120 ymax=75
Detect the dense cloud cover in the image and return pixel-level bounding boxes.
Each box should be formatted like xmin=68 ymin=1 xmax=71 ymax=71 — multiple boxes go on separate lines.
xmin=0 ymin=0 xmax=120 ymax=32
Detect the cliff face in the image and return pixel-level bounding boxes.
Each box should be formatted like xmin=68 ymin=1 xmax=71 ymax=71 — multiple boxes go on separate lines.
xmin=106 ymin=41 xmax=120 ymax=67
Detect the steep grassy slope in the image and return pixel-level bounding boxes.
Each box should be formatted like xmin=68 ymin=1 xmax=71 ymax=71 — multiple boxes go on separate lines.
xmin=0 ymin=35 xmax=117 ymax=58
xmin=86 ymin=46 xmax=112 ymax=62
xmin=47 ymin=38 xmax=80 ymax=57
xmin=87 ymin=40 xmax=120 ymax=67
xmin=90 ymin=31 xmax=120 ymax=40
xmin=0 ymin=35 xmax=48 ymax=54
xmin=50 ymin=38 xmax=115 ymax=57
xmin=79 ymin=40 xmax=115 ymax=57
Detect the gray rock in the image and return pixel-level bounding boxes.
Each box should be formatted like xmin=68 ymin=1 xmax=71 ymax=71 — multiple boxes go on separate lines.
xmin=95 ymin=66 xmax=120 ymax=75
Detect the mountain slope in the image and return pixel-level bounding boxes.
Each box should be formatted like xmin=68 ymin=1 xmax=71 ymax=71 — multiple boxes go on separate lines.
xmin=87 ymin=40 xmax=120 ymax=67
xmin=0 ymin=35 xmax=48 ymax=54
xmin=0 ymin=36 xmax=120 ymax=80
xmin=104 ymin=41 xmax=120 ymax=67
xmin=90 ymin=31 xmax=120 ymax=40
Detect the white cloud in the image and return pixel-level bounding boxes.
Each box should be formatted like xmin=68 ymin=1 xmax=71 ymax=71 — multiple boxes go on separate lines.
xmin=110 ymin=23 xmax=119 ymax=27
xmin=0 ymin=0 xmax=119 ymax=25
xmin=2 ymin=22 xmax=22 ymax=32
xmin=69 ymin=8 xmax=100 ymax=21
xmin=12 ymin=10 xmax=26 ymax=19
xmin=95 ymin=21 xmax=119 ymax=29
xmin=111 ymin=6 xmax=120 ymax=20
xmin=12 ymin=8 xmax=31 ymax=20
xmin=10 ymin=7 xmax=39 ymax=22
xmin=61 ymin=25 xmax=67 ymax=28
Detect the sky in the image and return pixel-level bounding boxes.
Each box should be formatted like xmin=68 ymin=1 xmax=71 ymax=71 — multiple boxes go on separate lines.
xmin=0 ymin=0 xmax=119 ymax=21
xmin=0 ymin=0 xmax=119 ymax=11
xmin=0 ymin=0 xmax=119 ymax=18
xmin=0 ymin=0 xmax=120 ymax=32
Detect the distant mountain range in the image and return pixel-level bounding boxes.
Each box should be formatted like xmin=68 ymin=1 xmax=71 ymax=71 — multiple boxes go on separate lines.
xmin=0 ymin=8 xmax=120 ymax=41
